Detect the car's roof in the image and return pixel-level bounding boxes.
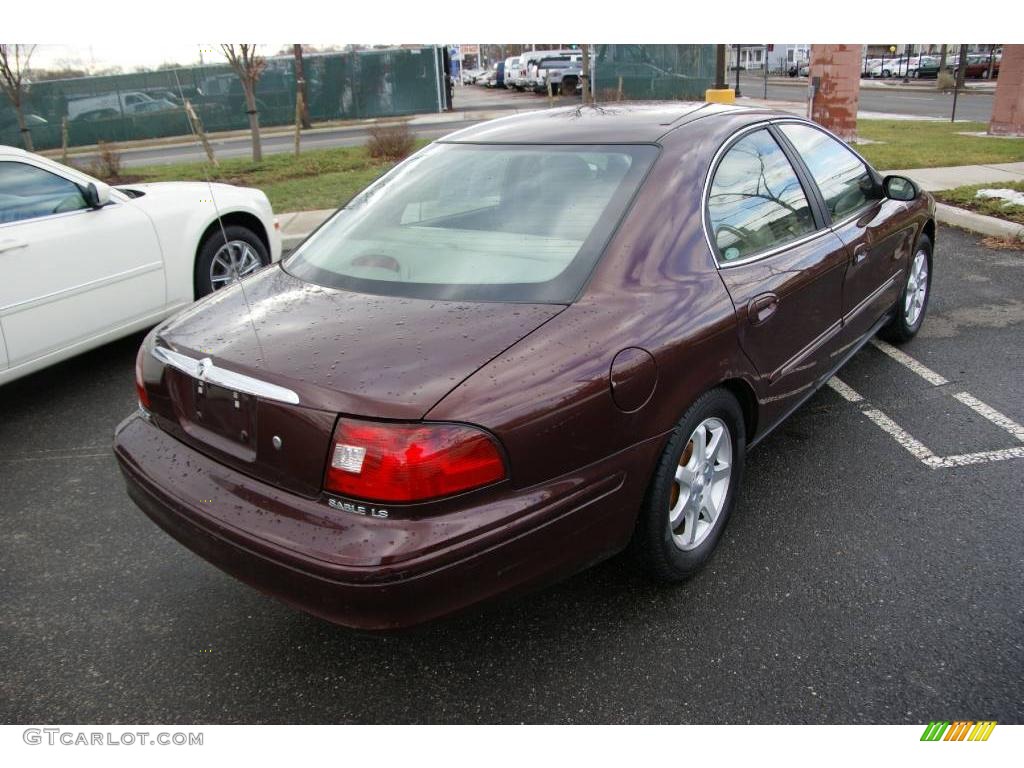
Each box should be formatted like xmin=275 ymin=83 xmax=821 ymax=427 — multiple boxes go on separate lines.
xmin=442 ymin=101 xmax=782 ymax=145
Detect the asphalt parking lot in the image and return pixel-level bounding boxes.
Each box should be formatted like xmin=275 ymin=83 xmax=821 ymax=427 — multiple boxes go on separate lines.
xmin=1 ymin=225 xmax=1022 ymax=724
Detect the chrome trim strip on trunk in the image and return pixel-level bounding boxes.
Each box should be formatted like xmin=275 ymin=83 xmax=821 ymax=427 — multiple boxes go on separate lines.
xmin=152 ymin=346 xmax=300 ymax=405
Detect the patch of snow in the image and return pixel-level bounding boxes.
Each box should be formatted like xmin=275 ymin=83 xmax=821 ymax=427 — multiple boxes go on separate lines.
xmin=975 ymin=188 xmax=1024 ymax=208
xmin=956 ymin=131 xmax=1024 ymax=140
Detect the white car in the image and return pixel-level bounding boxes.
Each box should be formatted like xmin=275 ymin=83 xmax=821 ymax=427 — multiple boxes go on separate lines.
xmin=0 ymin=146 xmax=281 ymax=386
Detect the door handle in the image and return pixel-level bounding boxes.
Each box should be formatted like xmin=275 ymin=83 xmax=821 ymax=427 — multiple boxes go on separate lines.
xmin=748 ymin=293 xmax=778 ymax=325
xmin=0 ymin=238 xmax=28 ymax=255
xmin=853 ymin=244 xmax=869 ymax=265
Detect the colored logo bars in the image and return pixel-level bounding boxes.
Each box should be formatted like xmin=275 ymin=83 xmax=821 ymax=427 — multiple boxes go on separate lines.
xmin=920 ymin=721 xmax=997 ymax=742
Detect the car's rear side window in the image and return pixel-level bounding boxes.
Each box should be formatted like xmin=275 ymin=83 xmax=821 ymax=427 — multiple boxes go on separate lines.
xmin=779 ymin=123 xmax=876 ymax=222
xmin=285 ymin=143 xmax=657 ymax=303
xmin=707 ymin=128 xmax=816 ymax=262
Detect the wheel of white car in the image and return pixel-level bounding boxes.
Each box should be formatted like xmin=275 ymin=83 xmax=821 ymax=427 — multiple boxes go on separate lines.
xmin=194 ymin=224 xmax=270 ymax=298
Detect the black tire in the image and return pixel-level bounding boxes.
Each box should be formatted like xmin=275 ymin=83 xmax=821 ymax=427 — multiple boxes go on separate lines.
xmin=632 ymin=388 xmax=746 ymax=582
xmin=560 ymin=76 xmax=578 ymax=96
xmin=193 ymin=224 xmax=270 ymax=299
xmin=880 ymin=232 xmax=933 ymax=343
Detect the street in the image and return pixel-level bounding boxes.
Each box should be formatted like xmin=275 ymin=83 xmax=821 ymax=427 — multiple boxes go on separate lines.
xmin=736 ymin=74 xmax=995 ymax=121
xmin=82 ymin=80 xmax=997 ymax=169
xmin=1 ymin=226 xmax=1021 ymax=724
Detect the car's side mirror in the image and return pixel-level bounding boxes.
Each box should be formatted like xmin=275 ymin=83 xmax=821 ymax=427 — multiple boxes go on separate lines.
xmin=83 ymin=181 xmax=112 ymax=209
xmin=883 ymin=175 xmax=918 ymax=202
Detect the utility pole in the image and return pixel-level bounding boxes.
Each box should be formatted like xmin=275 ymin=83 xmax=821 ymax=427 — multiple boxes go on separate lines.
xmin=763 ymin=45 xmax=768 ymax=98
xmin=734 ymin=45 xmax=742 ymax=97
xmin=715 ymin=44 xmax=727 ymax=90
xmin=951 ymin=43 xmax=968 ymax=121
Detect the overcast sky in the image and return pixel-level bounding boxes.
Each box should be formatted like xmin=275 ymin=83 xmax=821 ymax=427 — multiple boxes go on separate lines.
xmin=29 ymin=44 xmax=310 ymax=72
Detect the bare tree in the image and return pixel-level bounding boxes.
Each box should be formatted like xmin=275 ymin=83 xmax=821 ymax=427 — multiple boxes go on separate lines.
xmin=0 ymin=44 xmax=36 ymax=151
xmin=293 ymin=44 xmax=311 ymax=129
xmin=221 ymin=44 xmax=266 ymax=162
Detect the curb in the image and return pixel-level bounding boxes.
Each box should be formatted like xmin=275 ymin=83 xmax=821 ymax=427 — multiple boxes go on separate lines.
xmin=934 ymin=202 xmax=1024 ymax=241
xmin=283 ymin=232 xmax=311 ymax=251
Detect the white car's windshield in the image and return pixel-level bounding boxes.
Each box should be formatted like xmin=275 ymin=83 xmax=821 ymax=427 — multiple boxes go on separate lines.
xmin=285 ymin=142 xmax=657 ymax=302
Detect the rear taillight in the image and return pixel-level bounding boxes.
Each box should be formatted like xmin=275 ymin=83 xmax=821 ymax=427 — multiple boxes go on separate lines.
xmin=324 ymin=418 xmax=506 ymax=503
xmin=135 ymin=345 xmax=150 ymax=410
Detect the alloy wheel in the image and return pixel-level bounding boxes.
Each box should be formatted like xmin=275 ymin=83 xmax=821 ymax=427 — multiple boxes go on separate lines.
xmin=904 ymin=249 xmax=929 ymax=327
xmin=210 ymin=240 xmax=263 ymax=290
xmin=668 ymin=417 xmax=733 ymax=551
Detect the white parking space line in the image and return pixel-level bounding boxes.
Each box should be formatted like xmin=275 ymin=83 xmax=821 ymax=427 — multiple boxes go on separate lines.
xmin=826 ymin=378 xmax=864 ymax=403
xmin=830 ymin=345 xmax=1024 ymax=469
xmin=870 ymin=339 xmax=949 ymax=386
xmin=859 ymin=407 xmax=940 ymax=463
xmin=952 ymin=392 xmax=1024 ymax=443
xmin=931 ymin=447 xmax=1024 ymax=468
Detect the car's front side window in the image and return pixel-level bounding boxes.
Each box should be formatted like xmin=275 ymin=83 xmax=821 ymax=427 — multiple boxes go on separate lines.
xmin=779 ymin=123 xmax=877 ymax=222
xmin=707 ymin=128 xmax=816 ymax=263
xmin=0 ymin=161 xmax=89 ymax=225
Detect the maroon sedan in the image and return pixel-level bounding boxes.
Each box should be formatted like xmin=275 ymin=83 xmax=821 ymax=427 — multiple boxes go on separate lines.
xmin=115 ymin=103 xmax=934 ymax=630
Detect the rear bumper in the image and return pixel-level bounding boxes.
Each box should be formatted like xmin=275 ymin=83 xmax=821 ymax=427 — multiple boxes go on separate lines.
xmin=114 ymin=411 xmax=660 ymax=630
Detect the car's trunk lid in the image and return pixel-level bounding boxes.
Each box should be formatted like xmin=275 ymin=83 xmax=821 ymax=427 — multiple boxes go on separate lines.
xmin=147 ymin=265 xmax=561 ymax=496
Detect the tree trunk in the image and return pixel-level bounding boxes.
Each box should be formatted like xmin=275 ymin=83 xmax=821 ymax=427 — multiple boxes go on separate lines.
xmin=580 ymin=43 xmax=591 ymax=105
xmin=244 ymin=84 xmax=262 ymax=162
xmin=955 ymin=44 xmax=968 ymax=90
xmin=15 ymin=106 xmax=33 ymax=152
xmin=293 ymin=44 xmax=311 ymax=129
xmin=294 ymin=89 xmax=304 ymax=157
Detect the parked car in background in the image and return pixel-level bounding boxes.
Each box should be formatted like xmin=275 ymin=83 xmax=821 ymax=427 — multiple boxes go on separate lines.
xmin=142 ymin=88 xmax=186 ymax=106
xmin=0 ymin=145 xmax=280 ymax=386
xmin=116 ymin=103 xmax=935 ymax=630
xmin=131 ymin=99 xmax=180 ymax=115
xmin=958 ymin=53 xmax=1000 ymax=79
xmin=908 ymin=56 xmax=940 ymax=79
xmin=865 ymin=58 xmax=909 ymax=78
xmin=67 ymin=91 xmax=163 ymax=121
xmin=788 ymin=60 xmax=808 ymax=77
xmin=531 ymin=55 xmax=578 ymax=93
xmin=505 ymin=56 xmax=522 ymax=88
xmin=545 ymin=57 xmax=590 ymax=95
xmin=860 ymin=58 xmax=880 ymax=77
xmin=514 ymin=49 xmax=577 ymax=90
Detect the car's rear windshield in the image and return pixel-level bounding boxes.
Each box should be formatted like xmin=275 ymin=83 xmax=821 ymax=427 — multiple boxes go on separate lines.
xmin=284 ymin=142 xmax=658 ymax=303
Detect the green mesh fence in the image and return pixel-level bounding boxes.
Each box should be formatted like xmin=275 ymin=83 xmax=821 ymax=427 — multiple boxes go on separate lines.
xmin=0 ymin=47 xmax=445 ymax=151
xmin=593 ymin=44 xmax=715 ymax=101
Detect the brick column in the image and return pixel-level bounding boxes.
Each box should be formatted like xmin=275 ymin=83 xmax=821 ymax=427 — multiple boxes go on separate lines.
xmin=809 ymin=44 xmax=862 ymax=141
xmin=990 ymin=45 xmax=1024 ymax=136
